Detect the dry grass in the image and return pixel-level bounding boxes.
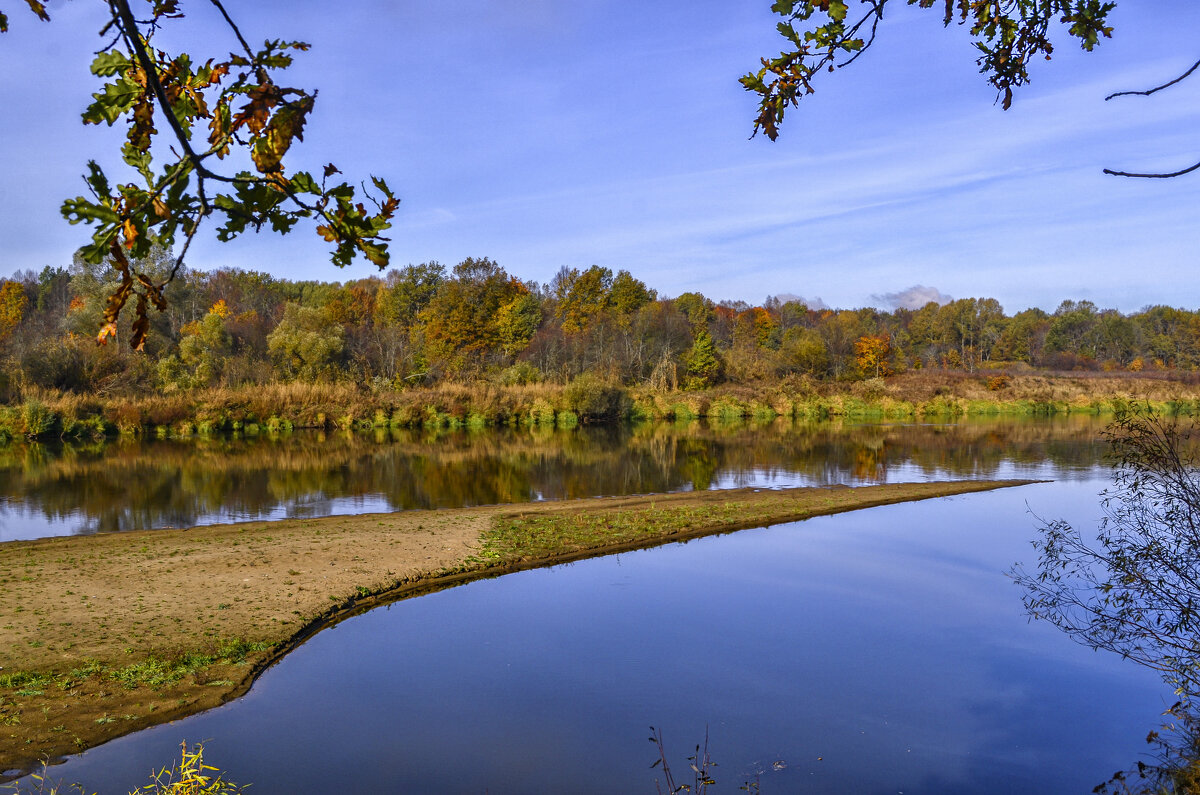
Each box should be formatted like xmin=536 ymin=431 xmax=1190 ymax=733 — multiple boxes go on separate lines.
xmin=6 ymin=371 xmax=1200 ymax=439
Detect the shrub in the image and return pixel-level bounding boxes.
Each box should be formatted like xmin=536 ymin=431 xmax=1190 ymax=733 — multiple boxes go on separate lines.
xmin=21 ymin=400 xmax=57 ymax=438
xmin=852 ymin=377 xmax=887 ymax=402
xmin=528 ymin=397 xmax=556 ymax=426
xmin=497 ymin=362 xmax=543 ymax=386
xmin=564 ymin=373 xmax=626 ymax=421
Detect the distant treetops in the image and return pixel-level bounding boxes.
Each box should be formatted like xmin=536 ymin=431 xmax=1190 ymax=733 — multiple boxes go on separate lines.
xmin=0 ymin=254 xmax=1194 ymax=397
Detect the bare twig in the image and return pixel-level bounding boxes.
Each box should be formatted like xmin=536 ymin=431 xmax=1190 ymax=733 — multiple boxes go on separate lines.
xmin=1104 ymin=160 xmax=1200 ymax=179
xmin=1106 ymin=58 xmax=1200 ymax=100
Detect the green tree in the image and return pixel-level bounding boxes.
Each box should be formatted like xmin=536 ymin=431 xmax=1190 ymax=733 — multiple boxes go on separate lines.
xmin=267 ymin=302 xmax=344 ymax=382
xmin=157 ymin=300 xmax=233 ymax=389
xmin=495 ymin=293 xmax=543 ymax=358
xmin=779 ymin=326 xmax=829 ymax=376
xmin=673 ymin=292 xmax=715 ymax=331
xmin=937 ymin=298 xmax=1006 ymax=371
xmin=991 ymin=307 xmax=1050 ymax=364
xmin=555 ymin=265 xmax=613 ymax=334
xmin=376 ymin=263 xmax=445 ymax=329
xmin=818 ymin=309 xmax=870 ymax=379
xmin=1094 ymin=309 xmax=1138 ymax=366
xmin=608 ymin=270 xmax=656 ymax=329
xmin=684 ymin=328 xmax=723 ymax=389
xmin=1045 ymin=299 xmax=1101 ymax=362
xmin=3 ymin=0 xmax=396 ymax=349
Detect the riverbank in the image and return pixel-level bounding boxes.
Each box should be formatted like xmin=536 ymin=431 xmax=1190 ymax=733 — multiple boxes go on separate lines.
xmin=0 ymin=479 xmax=1038 ymax=773
xmin=3 ymin=371 xmax=1200 ymax=441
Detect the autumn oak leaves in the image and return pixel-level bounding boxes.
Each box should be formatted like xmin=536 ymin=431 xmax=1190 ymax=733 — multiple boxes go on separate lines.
xmin=741 ymin=0 xmax=1116 ymax=139
xmin=4 ymin=0 xmax=397 ymax=350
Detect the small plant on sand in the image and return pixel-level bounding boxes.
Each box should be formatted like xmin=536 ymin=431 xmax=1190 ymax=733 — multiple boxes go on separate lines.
xmin=130 ymin=742 xmax=246 ymax=794
xmin=4 ymin=742 xmax=245 ymax=794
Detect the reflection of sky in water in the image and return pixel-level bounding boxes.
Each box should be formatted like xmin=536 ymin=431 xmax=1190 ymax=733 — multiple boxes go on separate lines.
xmin=712 ymin=460 xmax=1106 ymax=490
xmin=0 ymin=496 xmax=395 ymax=543
xmin=36 ymin=478 xmax=1165 ymax=794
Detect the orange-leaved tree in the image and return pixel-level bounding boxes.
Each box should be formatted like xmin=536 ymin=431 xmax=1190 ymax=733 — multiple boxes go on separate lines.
xmin=0 ymin=280 xmax=27 ymax=343
xmin=853 ymin=333 xmax=891 ymax=377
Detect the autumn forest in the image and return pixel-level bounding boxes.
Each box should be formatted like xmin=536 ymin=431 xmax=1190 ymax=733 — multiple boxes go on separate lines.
xmin=1 ymin=248 xmax=1199 ymax=438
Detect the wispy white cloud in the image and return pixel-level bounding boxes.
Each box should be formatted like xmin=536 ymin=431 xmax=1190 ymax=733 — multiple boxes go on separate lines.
xmin=872 ymin=286 xmax=953 ymax=310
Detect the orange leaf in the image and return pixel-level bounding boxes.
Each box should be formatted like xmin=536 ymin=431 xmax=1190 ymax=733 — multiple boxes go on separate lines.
xmin=122 ymin=218 xmax=139 ymax=249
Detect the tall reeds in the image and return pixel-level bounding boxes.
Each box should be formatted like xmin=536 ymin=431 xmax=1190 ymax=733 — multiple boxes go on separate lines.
xmin=1 ymin=372 xmax=1197 ymax=441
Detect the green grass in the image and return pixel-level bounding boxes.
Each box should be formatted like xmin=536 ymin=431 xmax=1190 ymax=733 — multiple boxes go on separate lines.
xmin=475 ymin=482 xmax=1024 ymax=564
xmin=0 ymin=639 xmax=271 ymax=695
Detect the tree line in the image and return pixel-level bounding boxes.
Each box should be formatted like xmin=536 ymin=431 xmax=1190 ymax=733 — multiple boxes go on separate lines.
xmin=1 ymin=248 xmax=1197 ymax=397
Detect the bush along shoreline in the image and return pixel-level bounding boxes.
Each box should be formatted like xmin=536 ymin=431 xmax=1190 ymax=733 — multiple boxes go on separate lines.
xmin=3 ymin=372 xmax=1200 ymax=443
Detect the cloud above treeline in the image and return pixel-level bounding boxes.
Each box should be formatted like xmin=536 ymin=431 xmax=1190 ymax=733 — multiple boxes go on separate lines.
xmin=872 ymin=285 xmax=953 ymax=310
xmin=770 ymin=293 xmax=829 ymax=310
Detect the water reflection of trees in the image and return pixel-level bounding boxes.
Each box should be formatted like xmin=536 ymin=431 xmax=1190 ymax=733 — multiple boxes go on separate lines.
xmin=0 ymin=416 xmax=1113 ymax=538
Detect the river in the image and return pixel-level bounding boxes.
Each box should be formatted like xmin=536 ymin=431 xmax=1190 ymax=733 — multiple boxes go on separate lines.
xmin=2 ymin=416 xmax=1171 ymax=793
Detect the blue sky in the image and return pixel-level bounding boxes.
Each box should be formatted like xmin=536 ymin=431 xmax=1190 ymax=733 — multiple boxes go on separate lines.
xmin=1 ymin=0 xmax=1198 ymax=312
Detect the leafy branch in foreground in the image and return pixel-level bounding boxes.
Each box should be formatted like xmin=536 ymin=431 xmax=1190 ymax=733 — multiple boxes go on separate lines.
xmin=741 ymin=0 xmax=1116 ymax=141
xmin=741 ymin=1 xmax=1200 ymax=178
xmin=2 ymin=0 xmax=398 ymax=350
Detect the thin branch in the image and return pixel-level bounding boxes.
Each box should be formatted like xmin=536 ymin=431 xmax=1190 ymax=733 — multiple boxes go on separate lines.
xmin=207 ymin=0 xmax=267 ymax=83
xmin=160 ymin=216 xmax=201 ymax=291
xmin=1106 ymin=58 xmax=1200 ymax=101
xmin=838 ymin=2 xmax=885 ymax=68
xmin=1104 ymin=160 xmax=1200 ymax=179
xmin=94 ymin=28 xmax=122 ymax=55
xmin=109 ymin=0 xmax=205 ymax=170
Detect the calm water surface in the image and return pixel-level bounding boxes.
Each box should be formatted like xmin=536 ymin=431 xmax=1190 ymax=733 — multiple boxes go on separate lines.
xmin=7 ymin=417 xmax=1170 ymax=793
xmin=0 ymin=416 xmax=1107 ymax=540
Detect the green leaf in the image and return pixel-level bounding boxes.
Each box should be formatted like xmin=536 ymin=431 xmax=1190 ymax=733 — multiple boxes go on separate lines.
xmin=83 ymin=161 xmax=111 ymax=201
xmin=78 ymin=227 xmax=120 ymax=264
xmin=290 ymin=171 xmax=319 ymax=194
xmin=370 ymin=175 xmax=394 ymax=199
xmin=90 ymin=51 xmax=131 ymax=77
xmin=82 ymin=77 xmax=143 ymax=126
xmin=121 ymin=143 xmax=155 ymax=184
xmin=61 ymin=196 xmax=120 ymax=226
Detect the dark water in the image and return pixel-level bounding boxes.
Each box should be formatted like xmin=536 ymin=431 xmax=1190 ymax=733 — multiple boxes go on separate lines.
xmin=0 ymin=416 xmax=1108 ymax=541
xmin=7 ymin=417 xmax=1171 ymax=793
